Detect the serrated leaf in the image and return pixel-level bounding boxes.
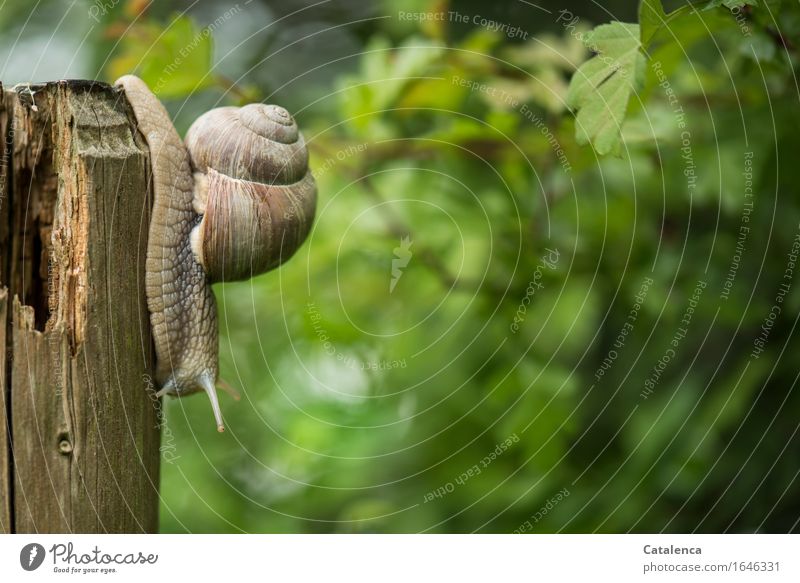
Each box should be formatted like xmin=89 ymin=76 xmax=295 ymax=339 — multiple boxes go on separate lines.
xmin=566 ymin=21 xmax=645 ymax=155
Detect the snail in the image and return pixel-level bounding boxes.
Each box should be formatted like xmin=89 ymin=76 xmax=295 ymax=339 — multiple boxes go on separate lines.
xmin=115 ymin=75 xmax=316 ymax=432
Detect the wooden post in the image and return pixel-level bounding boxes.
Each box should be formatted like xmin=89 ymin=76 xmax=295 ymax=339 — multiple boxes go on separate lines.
xmin=0 ymin=80 xmax=160 ymax=533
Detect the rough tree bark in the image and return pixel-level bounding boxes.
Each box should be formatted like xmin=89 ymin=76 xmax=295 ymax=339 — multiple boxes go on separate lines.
xmin=0 ymin=80 xmax=160 ymax=533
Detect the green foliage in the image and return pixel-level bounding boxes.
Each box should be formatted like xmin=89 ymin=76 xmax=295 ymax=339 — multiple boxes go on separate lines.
xmin=566 ymin=0 xmax=765 ymax=155
xmin=639 ymin=0 xmax=672 ymax=47
xmin=50 ymin=0 xmax=800 ymax=532
xmin=110 ymin=15 xmax=214 ymax=98
xmin=639 ymin=0 xmax=709 ymax=47
xmin=566 ymin=21 xmax=645 ymax=155
xmin=705 ymin=0 xmax=758 ymax=9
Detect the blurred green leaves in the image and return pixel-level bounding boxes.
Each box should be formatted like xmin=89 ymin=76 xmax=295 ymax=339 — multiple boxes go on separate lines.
xmin=84 ymin=0 xmax=800 ymax=533
xmin=704 ymin=0 xmax=758 ymax=9
xmin=337 ymin=35 xmax=445 ymax=137
xmin=109 ymin=15 xmax=215 ymax=98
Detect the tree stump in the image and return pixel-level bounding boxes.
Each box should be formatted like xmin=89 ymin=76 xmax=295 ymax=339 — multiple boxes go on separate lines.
xmin=0 ymin=80 xmax=160 ymax=533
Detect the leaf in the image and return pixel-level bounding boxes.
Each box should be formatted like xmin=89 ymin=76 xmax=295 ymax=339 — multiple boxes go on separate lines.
xmin=566 ymin=21 xmax=645 ymax=155
xmin=568 ymin=0 xmax=749 ymax=154
xmin=642 ymin=6 xmax=738 ymax=91
xmin=640 ymin=0 xmax=701 ymax=51
xmin=639 ymin=0 xmax=669 ymax=48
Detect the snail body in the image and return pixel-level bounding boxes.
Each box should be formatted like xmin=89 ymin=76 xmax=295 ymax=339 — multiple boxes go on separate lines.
xmin=116 ymin=75 xmax=316 ymax=432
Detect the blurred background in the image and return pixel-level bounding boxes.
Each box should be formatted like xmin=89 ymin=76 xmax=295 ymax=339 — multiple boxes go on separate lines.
xmin=2 ymin=0 xmax=799 ymax=533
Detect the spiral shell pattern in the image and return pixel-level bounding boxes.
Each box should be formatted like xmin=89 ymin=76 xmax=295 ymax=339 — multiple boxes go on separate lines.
xmin=185 ymin=104 xmax=317 ymax=282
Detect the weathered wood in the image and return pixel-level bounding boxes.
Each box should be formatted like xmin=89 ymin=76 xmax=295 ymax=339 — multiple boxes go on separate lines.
xmin=0 ymin=288 xmax=9 ymax=533
xmin=0 ymin=80 xmax=159 ymax=532
xmin=0 ymin=79 xmax=12 ymax=534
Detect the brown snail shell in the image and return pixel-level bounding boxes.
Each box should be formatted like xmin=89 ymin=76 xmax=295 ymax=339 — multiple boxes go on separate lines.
xmin=185 ymin=104 xmax=317 ymax=283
